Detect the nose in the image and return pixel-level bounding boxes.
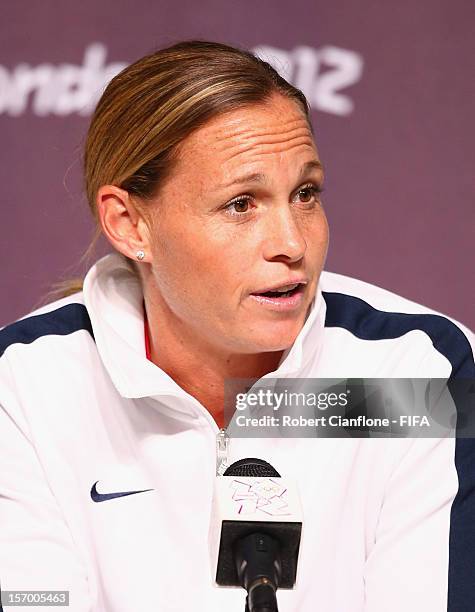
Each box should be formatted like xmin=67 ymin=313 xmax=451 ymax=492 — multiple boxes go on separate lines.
xmin=261 ymin=205 xmax=307 ymax=263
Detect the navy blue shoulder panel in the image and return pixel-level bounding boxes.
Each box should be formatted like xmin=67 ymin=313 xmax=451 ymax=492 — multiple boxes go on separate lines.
xmin=0 ymin=303 xmax=94 ymax=359
xmin=322 ymin=291 xmax=475 ymax=378
xmin=323 ymin=290 xmax=475 ymax=611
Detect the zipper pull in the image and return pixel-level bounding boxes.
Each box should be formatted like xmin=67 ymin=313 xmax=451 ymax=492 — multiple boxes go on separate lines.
xmin=216 ymin=428 xmax=230 ymax=476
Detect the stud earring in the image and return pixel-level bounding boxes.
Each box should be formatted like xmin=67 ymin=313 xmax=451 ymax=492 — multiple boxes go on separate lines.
xmin=136 ymin=250 xmax=145 ymax=261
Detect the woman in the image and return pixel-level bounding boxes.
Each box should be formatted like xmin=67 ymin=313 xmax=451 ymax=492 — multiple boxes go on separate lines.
xmin=0 ymin=40 xmax=473 ymax=612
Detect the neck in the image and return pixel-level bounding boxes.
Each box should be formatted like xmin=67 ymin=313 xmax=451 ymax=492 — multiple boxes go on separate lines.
xmin=144 ymin=302 xmax=284 ymax=429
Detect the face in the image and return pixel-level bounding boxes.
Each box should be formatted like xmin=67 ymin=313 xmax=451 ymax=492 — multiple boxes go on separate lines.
xmin=145 ymin=94 xmax=329 ymax=355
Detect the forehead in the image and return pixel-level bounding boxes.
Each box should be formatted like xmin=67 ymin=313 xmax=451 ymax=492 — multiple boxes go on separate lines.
xmin=171 ymin=95 xmax=319 ymax=183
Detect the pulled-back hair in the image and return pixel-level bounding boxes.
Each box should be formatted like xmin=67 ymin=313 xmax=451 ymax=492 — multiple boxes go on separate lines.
xmin=85 ymin=39 xmax=310 ymax=213
xmin=55 ymin=40 xmax=311 ymax=297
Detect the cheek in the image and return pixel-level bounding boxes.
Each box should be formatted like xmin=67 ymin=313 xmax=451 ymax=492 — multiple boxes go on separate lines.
xmin=149 ymin=226 xmax=246 ymax=311
xmin=313 ymin=217 xmax=330 ymax=259
xmin=297 ymin=210 xmax=330 ymax=261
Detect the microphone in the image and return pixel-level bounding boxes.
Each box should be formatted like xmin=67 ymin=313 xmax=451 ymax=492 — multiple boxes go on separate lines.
xmin=209 ymin=458 xmax=303 ymax=612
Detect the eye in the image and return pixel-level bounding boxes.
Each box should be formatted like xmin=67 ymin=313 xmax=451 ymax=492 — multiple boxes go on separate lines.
xmin=294 ymin=183 xmax=324 ymax=205
xmin=224 ymin=195 xmax=253 ymax=216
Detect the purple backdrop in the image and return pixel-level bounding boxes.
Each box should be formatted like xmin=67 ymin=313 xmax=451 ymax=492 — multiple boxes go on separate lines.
xmin=1 ymin=0 xmax=474 ymax=329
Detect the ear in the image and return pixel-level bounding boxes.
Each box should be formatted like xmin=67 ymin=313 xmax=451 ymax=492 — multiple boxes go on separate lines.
xmin=96 ymin=185 xmax=151 ymax=262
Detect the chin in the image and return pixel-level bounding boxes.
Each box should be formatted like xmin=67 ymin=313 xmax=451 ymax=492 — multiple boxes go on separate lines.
xmin=244 ymin=321 xmax=304 ymax=354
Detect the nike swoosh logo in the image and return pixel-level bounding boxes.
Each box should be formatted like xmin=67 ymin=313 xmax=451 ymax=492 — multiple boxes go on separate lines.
xmin=90 ymin=481 xmax=154 ymax=503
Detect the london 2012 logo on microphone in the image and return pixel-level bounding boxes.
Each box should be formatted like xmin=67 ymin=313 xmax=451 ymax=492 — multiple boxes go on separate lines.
xmin=229 ymin=478 xmax=291 ymax=517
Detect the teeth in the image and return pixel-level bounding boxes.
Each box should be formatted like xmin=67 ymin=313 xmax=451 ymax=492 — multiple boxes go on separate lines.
xmin=274 ymin=283 xmax=299 ymax=293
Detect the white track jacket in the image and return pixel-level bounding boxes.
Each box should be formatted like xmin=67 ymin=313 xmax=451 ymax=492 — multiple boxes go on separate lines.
xmin=0 ymin=253 xmax=474 ymax=611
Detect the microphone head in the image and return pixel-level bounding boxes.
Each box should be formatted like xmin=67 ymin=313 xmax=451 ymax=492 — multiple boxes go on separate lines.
xmin=223 ymin=458 xmax=281 ymax=478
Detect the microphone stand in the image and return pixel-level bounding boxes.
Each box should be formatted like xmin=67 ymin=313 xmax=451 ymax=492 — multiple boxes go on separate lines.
xmin=236 ymin=531 xmax=281 ymax=612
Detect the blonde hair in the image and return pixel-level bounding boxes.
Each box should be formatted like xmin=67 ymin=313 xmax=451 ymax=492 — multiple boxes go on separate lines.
xmin=56 ymin=40 xmax=311 ymax=297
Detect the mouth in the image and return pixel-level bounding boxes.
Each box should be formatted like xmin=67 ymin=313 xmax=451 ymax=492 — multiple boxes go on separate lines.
xmin=249 ymin=281 xmax=307 ymax=311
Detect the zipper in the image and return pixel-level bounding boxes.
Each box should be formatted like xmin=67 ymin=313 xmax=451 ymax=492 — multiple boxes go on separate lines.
xmin=157 ymin=391 xmax=231 ymax=475
xmin=216 ymin=428 xmax=230 ymax=476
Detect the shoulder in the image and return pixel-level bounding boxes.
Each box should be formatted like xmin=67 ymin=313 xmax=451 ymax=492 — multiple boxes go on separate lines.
xmin=0 ymin=292 xmax=93 ymax=361
xmin=319 ymin=270 xmax=475 ymax=378
xmin=0 ymin=292 xmax=98 ymax=426
xmin=320 ymin=269 xmax=467 ymax=320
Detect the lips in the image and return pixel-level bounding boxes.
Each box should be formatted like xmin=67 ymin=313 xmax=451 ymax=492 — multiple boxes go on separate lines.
xmin=255 ymin=284 xmax=301 ymax=299
xmin=249 ymin=280 xmax=307 ymax=311
xmin=250 ymin=280 xmax=308 ymax=297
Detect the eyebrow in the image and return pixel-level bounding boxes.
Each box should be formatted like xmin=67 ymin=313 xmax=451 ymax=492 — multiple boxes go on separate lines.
xmin=221 ymin=160 xmax=324 ymax=189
